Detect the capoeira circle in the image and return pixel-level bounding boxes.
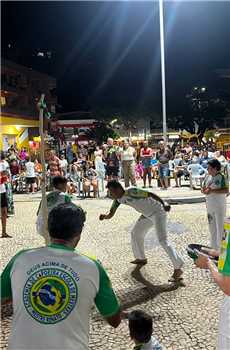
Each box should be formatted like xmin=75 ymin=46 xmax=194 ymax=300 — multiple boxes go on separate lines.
xmin=99 ymin=180 xmax=184 ymax=282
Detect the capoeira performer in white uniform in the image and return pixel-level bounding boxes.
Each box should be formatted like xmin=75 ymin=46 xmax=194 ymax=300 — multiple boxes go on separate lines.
xmin=99 ymin=180 xmax=184 ymax=282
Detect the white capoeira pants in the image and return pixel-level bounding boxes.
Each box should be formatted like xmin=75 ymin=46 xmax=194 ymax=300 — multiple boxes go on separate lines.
xmin=131 ymin=212 xmax=183 ymax=269
xmin=206 ymin=196 xmax=226 ymax=252
xmin=218 ymin=296 xmax=230 ymax=350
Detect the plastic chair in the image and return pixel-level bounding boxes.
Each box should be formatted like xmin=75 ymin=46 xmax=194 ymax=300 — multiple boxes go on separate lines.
xmin=187 ymin=164 xmax=206 ymax=189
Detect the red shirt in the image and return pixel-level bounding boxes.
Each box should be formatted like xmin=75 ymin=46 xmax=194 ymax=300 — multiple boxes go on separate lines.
xmin=140 ymin=147 xmax=153 ymax=157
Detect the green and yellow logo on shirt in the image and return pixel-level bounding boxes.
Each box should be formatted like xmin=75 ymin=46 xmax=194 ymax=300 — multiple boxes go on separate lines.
xmin=23 ymin=268 xmax=78 ymax=324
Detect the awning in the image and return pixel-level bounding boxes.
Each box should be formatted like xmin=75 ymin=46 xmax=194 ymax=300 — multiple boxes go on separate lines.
xmin=57 ymin=119 xmax=97 ymax=128
xmin=0 ymin=115 xmax=39 ymax=128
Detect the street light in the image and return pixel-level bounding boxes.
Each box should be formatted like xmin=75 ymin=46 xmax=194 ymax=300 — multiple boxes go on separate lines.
xmin=159 ymin=0 xmax=167 ymax=143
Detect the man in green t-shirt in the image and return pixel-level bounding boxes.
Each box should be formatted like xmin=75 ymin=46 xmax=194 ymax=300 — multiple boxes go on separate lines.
xmin=202 ymin=159 xmax=229 ymax=252
xmin=1 ymin=203 xmax=121 ymax=350
xmin=195 ymin=218 xmax=230 ymax=349
xmin=36 ymin=176 xmax=72 ymax=239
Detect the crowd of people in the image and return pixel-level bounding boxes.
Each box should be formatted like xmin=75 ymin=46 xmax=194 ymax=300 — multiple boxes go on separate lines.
xmin=1 ymin=139 xmax=229 ymax=195
xmin=1 ymin=139 xmax=229 ymax=239
xmin=1 ymin=137 xmax=230 ymax=349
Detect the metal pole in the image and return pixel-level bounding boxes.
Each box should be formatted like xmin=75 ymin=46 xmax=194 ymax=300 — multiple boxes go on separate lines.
xmin=38 ymin=94 xmax=49 ymax=245
xmin=159 ymin=0 xmax=167 ymax=143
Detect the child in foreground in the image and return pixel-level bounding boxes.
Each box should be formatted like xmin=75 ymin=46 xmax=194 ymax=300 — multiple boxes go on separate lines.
xmin=128 ymin=310 xmax=163 ymax=350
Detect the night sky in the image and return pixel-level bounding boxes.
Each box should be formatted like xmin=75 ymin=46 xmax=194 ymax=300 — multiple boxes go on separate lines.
xmin=2 ymin=1 xmax=230 ymax=117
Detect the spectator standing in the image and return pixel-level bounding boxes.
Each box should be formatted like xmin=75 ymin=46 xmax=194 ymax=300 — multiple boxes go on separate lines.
xmin=60 ymin=153 xmax=68 ymax=177
xmin=215 ymin=151 xmax=227 ymax=174
xmin=156 ymin=141 xmax=172 ymax=190
xmin=48 ymin=150 xmax=62 ymax=189
xmin=34 ymin=158 xmax=42 ymax=191
xmin=7 ymin=146 xmax=17 ymax=162
xmin=94 ymin=147 xmax=106 ymax=192
xmin=88 ymin=141 xmax=96 ymax=161
xmin=72 ymin=142 xmax=78 ymax=157
xmin=94 ymin=146 xmax=103 ymax=167
xmin=136 ymin=142 xmax=141 ymax=162
xmin=120 ymin=140 xmax=136 ymax=188
xmin=2 ymin=154 xmax=14 ymax=215
xmin=10 ymin=159 xmax=20 ymax=192
xmin=66 ymin=142 xmax=74 ymax=163
xmin=172 ymin=153 xmax=184 ymax=187
xmin=25 ymin=158 xmax=36 ymax=194
xmin=202 ymin=159 xmax=229 ymax=251
xmin=19 ymin=148 xmax=28 ymax=165
xmin=1 ymin=203 xmax=121 ymax=350
xmin=140 ymin=141 xmax=153 ymax=188
xmin=105 ymin=138 xmax=120 ymax=181
xmin=0 ymin=152 xmax=11 ymax=238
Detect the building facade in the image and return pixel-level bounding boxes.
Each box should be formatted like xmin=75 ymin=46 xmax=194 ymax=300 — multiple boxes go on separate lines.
xmin=0 ymin=58 xmax=57 ymax=151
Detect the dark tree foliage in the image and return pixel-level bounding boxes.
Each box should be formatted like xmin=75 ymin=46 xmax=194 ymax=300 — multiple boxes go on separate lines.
xmin=85 ymin=122 xmax=120 ymax=145
xmin=167 ymin=87 xmax=230 ymax=138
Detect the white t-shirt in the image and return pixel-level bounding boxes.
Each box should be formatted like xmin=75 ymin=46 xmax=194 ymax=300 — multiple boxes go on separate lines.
xmin=0 ymin=161 xmax=8 ymax=193
xmin=139 ymin=336 xmax=164 ymax=349
xmin=203 ymin=173 xmax=228 ymax=205
xmin=2 ymin=244 xmax=119 ymax=350
xmin=60 ymin=159 xmax=68 ymax=172
xmin=111 ymin=188 xmax=164 ymax=217
xmin=25 ymin=161 xmax=35 ymax=178
xmin=36 ymin=191 xmax=71 ymax=237
xmin=120 ymin=147 xmax=135 ymax=161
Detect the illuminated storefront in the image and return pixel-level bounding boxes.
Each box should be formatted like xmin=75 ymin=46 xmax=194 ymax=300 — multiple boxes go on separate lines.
xmin=0 ymin=114 xmax=39 ymax=151
xmin=1 ymin=58 xmax=57 ymax=152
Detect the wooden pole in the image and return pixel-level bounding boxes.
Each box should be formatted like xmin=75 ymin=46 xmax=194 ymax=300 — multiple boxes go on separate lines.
xmin=38 ymin=94 xmax=49 ymax=245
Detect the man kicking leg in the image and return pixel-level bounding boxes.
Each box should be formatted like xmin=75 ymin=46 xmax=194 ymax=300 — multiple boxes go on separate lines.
xmin=99 ymin=180 xmax=184 ymax=282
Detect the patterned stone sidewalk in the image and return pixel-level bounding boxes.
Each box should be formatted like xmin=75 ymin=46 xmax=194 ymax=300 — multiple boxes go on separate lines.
xmin=1 ymin=196 xmax=229 ymax=350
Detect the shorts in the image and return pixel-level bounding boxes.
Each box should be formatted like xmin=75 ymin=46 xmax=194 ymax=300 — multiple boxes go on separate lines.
xmin=106 ymin=166 xmax=119 ymax=177
xmin=176 ymin=170 xmax=184 ymax=178
xmin=26 ymin=177 xmax=36 ymax=184
xmin=158 ymin=164 xmax=170 ymax=178
xmin=142 ymin=159 xmax=152 ymax=169
xmin=1 ymin=193 xmax=7 ymax=208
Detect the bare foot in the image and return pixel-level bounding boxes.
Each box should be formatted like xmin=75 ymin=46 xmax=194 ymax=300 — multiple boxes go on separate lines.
xmin=130 ymin=259 xmax=147 ymax=265
xmin=1 ymin=234 xmax=12 ymax=238
xmin=168 ymin=268 xmax=183 ymax=282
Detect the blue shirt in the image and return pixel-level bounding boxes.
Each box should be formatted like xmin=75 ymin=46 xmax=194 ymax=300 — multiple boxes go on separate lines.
xmin=200 ymin=157 xmax=210 ymax=169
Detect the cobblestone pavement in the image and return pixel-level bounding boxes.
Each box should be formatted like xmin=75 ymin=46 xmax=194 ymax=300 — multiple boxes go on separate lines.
xmin=1 ymin=194 xmax=230 ymax=350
